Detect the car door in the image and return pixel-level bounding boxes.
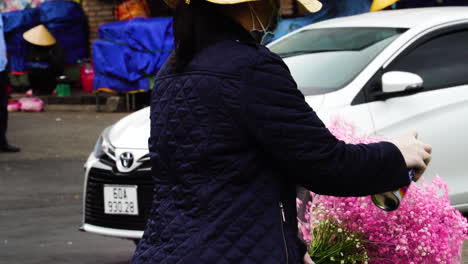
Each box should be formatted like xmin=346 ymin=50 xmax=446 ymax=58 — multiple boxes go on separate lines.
xmin=364 ymin=25 xmax=468 ymax=206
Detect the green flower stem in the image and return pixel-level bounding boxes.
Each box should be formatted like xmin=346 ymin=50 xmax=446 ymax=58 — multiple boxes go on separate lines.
xmin=307 ymin=218 xmax=370 ymax=264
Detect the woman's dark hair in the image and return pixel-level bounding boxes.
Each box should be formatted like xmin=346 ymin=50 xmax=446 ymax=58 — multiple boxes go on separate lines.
xmin=172 ymin=0 xmax=239 ymax=71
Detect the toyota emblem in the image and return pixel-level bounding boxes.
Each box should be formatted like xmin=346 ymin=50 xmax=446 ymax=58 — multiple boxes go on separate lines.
xmin=120 ymin=152 xmax=134 ymax=169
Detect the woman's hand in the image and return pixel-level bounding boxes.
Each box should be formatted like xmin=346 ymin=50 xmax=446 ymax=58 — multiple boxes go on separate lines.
xmin=389 ymin=132 xmax=432 ymax=181
xmin=304 ymin=253 xmax=315 ymax=264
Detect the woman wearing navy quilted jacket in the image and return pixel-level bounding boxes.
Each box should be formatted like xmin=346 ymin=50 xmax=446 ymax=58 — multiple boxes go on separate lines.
xmin=132 ymin=0 xmax=432 ymax=263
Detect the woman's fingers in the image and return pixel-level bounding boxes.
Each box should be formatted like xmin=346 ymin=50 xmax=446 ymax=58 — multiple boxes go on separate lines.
xmin=391 ymin=132 xmax=433 ymax=181
xmin=424 ymin=144 xmax=433 ymax=154
xmin=422 ymin=149 xmax=432 ymax=165
xmin=413 ymin=160 xmax=426 ymax=182
xmin=413 ymin=148 xmax=431 ymax=182
xmin=414 ymin=170 xmax=425 ymax=182
xmin=304 ymin=253 xmax=315 ymax=264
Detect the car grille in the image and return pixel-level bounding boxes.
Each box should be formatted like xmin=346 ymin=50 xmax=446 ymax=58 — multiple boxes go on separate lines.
xmin=99 ymin=154 xmax=115 ymax=168
xmin=99 ymin=154 xmax=151 ymax=172
xmin=85 ymin=168 xmax=153 ymax=231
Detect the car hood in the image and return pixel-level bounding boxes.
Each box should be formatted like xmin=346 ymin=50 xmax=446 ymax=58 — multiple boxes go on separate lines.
xmin=108 ymin=107 xmax=151 ymax=149
xmin=107 ymin=94 xmax=324 ymax=150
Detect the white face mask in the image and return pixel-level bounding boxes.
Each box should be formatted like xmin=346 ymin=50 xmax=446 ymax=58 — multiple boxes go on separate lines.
xmin=248 ymin=3 xmax=280 ymax=45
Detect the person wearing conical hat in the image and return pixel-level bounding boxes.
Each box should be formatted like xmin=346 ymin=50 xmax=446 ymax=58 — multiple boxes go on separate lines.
xmin=23 ymin=25 xmax=57 ymax=47
xmin=23 ymin=25 xmax=64 ymax=95
xmin=131 ymin=1 xmax=431 ymax=264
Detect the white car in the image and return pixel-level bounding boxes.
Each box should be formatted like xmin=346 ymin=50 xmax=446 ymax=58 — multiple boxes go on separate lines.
xmin=81 ymin=7 xmax=468 ymax=242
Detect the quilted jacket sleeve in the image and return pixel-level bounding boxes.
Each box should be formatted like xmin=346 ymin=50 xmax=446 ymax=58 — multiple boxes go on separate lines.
xmin=241 ymin=52 xmax=410 ymax=197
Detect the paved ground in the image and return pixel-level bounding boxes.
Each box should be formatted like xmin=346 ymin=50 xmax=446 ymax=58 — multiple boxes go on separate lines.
xmin=0 ymin=111 xmax=467 ymax=264
xmin=0 ymin=112 xmax=133 ymax=264
xmin=465 ymin=241 xmax=468 ymax=264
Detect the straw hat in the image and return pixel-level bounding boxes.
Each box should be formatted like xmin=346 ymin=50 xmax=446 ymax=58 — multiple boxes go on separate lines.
xmin=23 ymin=25 xmax=57 ymax=46
xmin=370 ymin=0 xmax=399 ymax=11
xmin=164 ymin=0 xmax=323 ymax=13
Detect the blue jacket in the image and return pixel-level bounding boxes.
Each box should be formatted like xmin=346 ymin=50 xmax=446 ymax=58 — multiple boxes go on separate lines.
xmin=0 ymin=14 xmax=7 ymax=72
xmin=132 ymin=25 xmax=409 ymax=264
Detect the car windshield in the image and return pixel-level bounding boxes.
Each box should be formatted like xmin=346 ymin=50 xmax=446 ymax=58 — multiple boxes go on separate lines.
xmin=269 ymin=27 xmax=407 ymax=96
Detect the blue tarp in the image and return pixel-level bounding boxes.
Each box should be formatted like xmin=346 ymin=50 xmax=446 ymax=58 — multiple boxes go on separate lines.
xmin=2 ymin=8 xmax=40 ymax=72
xmin=397 ymin=0 xmax=468 ymax=7
xmin=1 ymin=0 xmax=88 ymax=73
xmin=93 ymin=40 xmax=143 ymax=82
xmin=39 ymin=1 xmax=88 ymax=65
xmin=274 ymin=0 xmax=468 ymax=41
xmin=98 ymin=20 xmax=129 ymax=44
xmin=2 ymin=8 xmax=39 ymax=32
xmin=93 ymin=17 xmax=174 ymax=92
xmin=94 ymin=73 xmax=150 ymax=93
xmin=274 ymin=0 xmax=372 ymax=40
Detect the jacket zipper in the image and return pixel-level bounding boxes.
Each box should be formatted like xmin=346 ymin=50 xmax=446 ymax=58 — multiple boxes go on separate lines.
xmin=279 ymin=202 xmax=289 ymax=264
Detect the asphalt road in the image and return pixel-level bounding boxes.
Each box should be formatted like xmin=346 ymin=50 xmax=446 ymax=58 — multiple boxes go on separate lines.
xmin=0 ymin=112 xmax=133 ymax=264
xmin=0 ymin=111 xmax=467 ymax=264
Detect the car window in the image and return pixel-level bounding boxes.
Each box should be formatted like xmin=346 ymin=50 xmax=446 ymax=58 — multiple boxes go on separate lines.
xmin=269 ymin=28 xmax=406 ymax=96
xmin=386 ymin=29 xmax=468 ymax=91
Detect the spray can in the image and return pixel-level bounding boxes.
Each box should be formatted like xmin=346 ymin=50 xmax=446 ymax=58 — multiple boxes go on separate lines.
xmin=371 ymin=170 xmax=415 ymax=211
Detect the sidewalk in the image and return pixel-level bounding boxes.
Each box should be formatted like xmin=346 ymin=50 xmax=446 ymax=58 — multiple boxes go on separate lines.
xmin=9 ymin=90 xmax=134 ymax=112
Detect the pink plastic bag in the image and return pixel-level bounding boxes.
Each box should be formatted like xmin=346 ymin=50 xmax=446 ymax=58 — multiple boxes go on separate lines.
xmin=18 ymin=97 xmax=44 ymax=112
xmin=7 ymin=101 xmax=21 ymax=112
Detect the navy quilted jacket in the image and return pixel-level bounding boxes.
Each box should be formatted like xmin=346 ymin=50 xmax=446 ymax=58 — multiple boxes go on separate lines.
xmin=132 ymin=26 xmax=409 ymax=264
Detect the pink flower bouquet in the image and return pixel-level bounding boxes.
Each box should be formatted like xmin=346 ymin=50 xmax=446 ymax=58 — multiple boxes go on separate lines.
xmin=299 ymin=117 xmax=468 ymax=264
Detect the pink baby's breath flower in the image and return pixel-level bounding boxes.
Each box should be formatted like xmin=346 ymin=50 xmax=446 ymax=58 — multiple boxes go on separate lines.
xmin=297 ymin=117 xmax=468 ymax=264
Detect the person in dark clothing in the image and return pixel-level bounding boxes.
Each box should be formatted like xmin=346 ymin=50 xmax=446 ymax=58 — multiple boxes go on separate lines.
xmin=27 ymin=44 xmax=65 ymax=95
xmin=132 ymin=0 xmax=432 ymax=263
xmin=0 ymin=14 xmax=20 ymax=153
xmin=0 ymin=70 xmax=20 ymax=153
xmin=23 ymin=25 xmax=64 ymax=95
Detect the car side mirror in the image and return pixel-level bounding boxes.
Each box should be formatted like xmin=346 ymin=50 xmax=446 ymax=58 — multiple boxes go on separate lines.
xmin=382 ymin=71 xmax=423 ymax=93
xmin=371 ymin=71 xmax=424 ymax=101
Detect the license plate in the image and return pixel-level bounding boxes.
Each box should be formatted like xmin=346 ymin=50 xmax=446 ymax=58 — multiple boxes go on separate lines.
xmin=104 ymin=185 xmax=139 ymax=215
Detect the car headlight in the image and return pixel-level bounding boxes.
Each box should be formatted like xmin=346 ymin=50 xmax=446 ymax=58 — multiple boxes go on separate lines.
xmin=93 ymin=127 xmax=115 ymax=159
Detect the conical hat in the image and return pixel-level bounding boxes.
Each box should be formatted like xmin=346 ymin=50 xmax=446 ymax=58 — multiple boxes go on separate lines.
xmin=164 ymin=0 xmax=322 ymax=13
xmin=296 ymin=0 xmax=322 ymax=13
xmin=23 ymin=25 xmax=57 ymax=46
xmin=370 ymin=0 xmax=399 ymax=11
